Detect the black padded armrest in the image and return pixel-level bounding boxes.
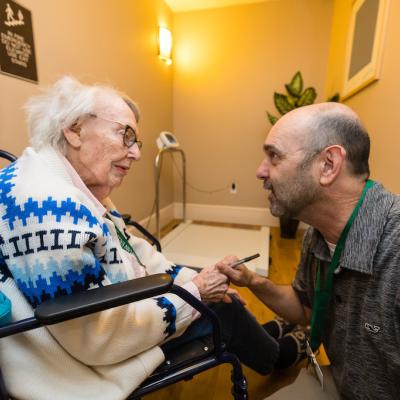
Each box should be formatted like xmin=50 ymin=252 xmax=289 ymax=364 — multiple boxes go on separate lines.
xmin=35 ymin=273 xmax=173 ymax=325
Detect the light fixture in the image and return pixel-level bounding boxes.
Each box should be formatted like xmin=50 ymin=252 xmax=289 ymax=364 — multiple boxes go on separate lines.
xmin=158 ymin=26 xmax=172 ymax=65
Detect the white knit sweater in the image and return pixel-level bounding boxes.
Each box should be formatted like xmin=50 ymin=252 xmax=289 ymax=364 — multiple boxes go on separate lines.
xmin=0 ymin=146 xmax=198 ymax=400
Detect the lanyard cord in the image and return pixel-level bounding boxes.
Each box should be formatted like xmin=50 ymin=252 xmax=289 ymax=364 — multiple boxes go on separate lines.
xmin=309 ymin=179 xmax=374 ymax=350
xmin=106 ymin=214 xmax=146 ymax=268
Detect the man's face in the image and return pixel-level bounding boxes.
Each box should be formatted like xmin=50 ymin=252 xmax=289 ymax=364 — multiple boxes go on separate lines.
xmin=256 ymin=121 xmax=320 ymax=219
xmin=68 ymin=94 xmax=141 ymax=199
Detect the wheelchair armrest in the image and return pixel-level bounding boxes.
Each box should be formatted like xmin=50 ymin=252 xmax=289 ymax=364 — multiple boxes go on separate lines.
xmin=2 ymin=272 xmax=225 ymax=359
xmin=35 ymin=277 xmax=224 ymax=355
xmin=35 ymin=273 xmax=173 ymax=325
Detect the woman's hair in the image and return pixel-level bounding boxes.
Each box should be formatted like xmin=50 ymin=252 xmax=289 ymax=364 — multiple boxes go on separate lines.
xmin=24 ymin=76 xmax=140 ymax=153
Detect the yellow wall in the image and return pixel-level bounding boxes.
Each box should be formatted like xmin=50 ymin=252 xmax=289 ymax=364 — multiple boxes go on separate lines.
xmin=4 ymin=0 xmax=398 ymax=223
xmin=1 ymin=0 xmax=338 ymax=222
xmin=0 ymin=0 xmax=174 ymax=220
xmin=172 ymin=0 xmax=334 ymax=208
xmin=325 ymin=0 xmax=400 ymax=192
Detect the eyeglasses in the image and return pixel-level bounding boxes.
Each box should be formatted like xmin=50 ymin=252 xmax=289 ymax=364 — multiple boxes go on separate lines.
xmin=88 ymin=113 xmax=142 ymax=149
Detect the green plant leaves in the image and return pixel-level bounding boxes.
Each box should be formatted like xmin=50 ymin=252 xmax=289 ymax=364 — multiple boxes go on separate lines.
xmin=296 ymin=87 xmax=317 ymax=107
xmin=267 ymin=112 xmax=279 ymax=125
xmin=286 ymin=93 xmax=298 ymax=107
xmin=266 ymin=71 xmax=319 ymax=125
xmin=285 ymin=71 xmax=303 ymax=97
xmin=274 ymin=93 xmax=295 ymax=115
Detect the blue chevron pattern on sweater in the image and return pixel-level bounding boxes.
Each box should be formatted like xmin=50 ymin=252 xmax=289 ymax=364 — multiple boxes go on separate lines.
xmin=0 ymin=161 xmax=113 ymax=307
xmin=109 ymin=210 xmax=122 ymax=218
xmin=165 ymin=265 xmax=182 ymax=280
xmin=0 ymin=163 xmax=109 ymax=235
xmin=155 ymin=296 xmax=176 ymax=337
xmin=11 ymin=256 xmax=106 ymax=307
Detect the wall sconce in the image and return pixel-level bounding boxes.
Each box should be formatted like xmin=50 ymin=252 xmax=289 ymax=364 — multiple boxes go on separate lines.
xmin=158 ymin=26 xmax=172 ymax=65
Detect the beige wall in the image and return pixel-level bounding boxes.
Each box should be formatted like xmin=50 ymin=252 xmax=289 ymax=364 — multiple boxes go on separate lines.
xmin=172 ymin=0 xmax=333 ymax=208
xmin=1 ymin=0 xmax=398 ymax=224
xmin=325 ymin=0 xmax=400 ymax=192
xmin=0 ymin=0 xmax=174 ymax=220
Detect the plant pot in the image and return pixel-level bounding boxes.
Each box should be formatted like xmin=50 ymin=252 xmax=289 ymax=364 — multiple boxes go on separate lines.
xmin=279 ymin=216 xmax=300 ymax=239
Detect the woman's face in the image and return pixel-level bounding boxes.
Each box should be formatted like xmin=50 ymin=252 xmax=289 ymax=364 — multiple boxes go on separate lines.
xmin=65 ymin=93 xmax=141 ymax=200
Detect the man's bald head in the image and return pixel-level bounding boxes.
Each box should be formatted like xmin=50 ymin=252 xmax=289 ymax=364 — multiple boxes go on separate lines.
xmin=277 ymin=102 xmax=370 ymax=177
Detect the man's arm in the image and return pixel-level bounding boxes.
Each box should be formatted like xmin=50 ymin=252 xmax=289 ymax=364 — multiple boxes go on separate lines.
xmin=217 ymin=260 xmax=311 ymax=325
xmin=247 ymin=271 xmax=311 ymax=325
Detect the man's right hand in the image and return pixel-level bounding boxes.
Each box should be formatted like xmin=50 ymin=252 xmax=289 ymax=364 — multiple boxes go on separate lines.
xmin=215 ymin=255 xmax=255 ymax=287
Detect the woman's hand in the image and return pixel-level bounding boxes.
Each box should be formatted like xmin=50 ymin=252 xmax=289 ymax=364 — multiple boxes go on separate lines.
xmin=192 ymin=265 xmax=229 ymax=303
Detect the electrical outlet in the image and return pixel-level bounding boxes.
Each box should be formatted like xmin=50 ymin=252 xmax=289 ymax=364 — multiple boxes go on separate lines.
xmin=230 ymin=182 xmax=237 ymax=194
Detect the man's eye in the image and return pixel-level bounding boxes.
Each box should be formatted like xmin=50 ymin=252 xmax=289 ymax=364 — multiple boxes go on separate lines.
xmin=269 ymin=152 xmax=278 ymax=161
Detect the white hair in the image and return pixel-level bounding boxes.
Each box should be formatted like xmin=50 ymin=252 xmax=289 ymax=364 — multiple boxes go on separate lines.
xmin=24 ymin=76 xmax=140 ymax=153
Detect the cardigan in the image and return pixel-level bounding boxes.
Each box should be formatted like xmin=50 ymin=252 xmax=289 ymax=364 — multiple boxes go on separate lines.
xmin=0 ymin=146 xmax=198 ymax=400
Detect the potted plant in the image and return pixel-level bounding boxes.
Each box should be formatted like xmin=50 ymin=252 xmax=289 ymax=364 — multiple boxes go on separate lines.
xmin=266 ymin=71 xmax=316 ymax=239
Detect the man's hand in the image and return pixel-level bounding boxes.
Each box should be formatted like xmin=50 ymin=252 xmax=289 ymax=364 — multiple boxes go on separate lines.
xmin=192 ymin=265 xmax=229 ymax=303
xmin=216 ymin=255 xmax=255 ymax=287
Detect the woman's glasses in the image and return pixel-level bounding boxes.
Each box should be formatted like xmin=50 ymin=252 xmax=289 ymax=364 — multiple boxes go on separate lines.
xmin=88 ymin=113 xmax=142 ymax=149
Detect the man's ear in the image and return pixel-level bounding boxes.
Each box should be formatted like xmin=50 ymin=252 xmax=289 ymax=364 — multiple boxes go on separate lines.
xmin=318 ymin=145 xmax=346 ymax=186
xmin=63 ymin=125 xmax=82 ymax=148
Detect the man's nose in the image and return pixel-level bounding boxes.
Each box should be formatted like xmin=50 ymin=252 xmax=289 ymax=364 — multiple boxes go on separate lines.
xmin=256 ymin=159 xmax=269 ymax=180
xmin=128 ymin=143 xmax=141 ymax=161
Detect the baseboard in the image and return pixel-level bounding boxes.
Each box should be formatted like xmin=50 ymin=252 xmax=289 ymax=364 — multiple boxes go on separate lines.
xmin=139 ymin=202 xmax=308 ymax=231
xmin=174 ymin=202 xmax=279 ymax=226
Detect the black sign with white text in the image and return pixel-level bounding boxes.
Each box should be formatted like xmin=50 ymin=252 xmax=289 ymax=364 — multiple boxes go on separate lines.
xmin=0 ymin=0 xmax=38 ymax=82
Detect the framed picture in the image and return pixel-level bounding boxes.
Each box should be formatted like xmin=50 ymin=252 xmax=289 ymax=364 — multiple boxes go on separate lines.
xmin=0 ymin=0 xmax=38 ymax=83
xmin=342 ymin=0 xmax=390 ymax=99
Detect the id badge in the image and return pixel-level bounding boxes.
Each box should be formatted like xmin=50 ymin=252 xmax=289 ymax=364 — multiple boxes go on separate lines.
xmin=306 ymin=340 xmax=324 ymax=390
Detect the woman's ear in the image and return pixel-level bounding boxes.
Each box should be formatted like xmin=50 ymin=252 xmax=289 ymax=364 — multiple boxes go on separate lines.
xmin=63 ymin=124 xmax=82 ymax=148
xmin=319 ymin=145 xmax=346 ymax=186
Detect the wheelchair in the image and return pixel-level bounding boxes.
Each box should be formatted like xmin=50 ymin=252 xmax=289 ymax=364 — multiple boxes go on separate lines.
xmin=0 ymin=149 xmax=248 ymax=400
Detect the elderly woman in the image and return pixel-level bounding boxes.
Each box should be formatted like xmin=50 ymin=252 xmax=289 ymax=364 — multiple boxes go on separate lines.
xmin=0 ymin=77 xmax=281 ymax=400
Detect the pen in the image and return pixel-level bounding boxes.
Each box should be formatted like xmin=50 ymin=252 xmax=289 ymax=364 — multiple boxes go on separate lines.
xmin=230 ymin=253 xmax=260 ymax=269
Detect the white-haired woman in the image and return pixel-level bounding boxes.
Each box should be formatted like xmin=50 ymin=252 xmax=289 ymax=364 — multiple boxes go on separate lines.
xmin=0 ymin=77 xmax=282 ymax=400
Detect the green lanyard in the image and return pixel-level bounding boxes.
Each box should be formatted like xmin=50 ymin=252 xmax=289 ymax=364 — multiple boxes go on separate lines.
xmin=309 ymin=179 xmax=374 ymax=351
xmin=106 ymin=214 xmax=146 ymax=268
